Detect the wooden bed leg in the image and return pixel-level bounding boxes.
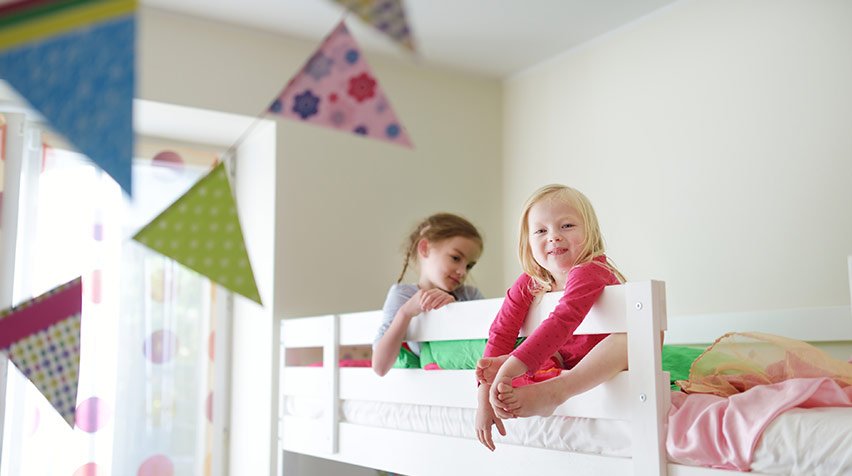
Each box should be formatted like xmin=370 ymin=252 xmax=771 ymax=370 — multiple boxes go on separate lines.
xmin=277 ymin=318 xmax=286 ymax=476
xmin=626 ymin=280 xmax=669 ymax=476
xmin=323 ymin=314 xmax=340 ymax=454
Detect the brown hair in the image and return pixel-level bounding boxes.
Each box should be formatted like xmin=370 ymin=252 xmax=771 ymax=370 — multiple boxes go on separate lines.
xmin=397 ymin=213 xmax=483 ymax=283
xmin=518 ymin=184 xmax=625 ymax=294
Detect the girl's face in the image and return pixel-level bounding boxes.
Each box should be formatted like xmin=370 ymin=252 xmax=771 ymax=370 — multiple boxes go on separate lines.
xmin=527 ymin=197 xmax=586 ymax=290
xmin=417 ymin=236 xmax=482 ymax=293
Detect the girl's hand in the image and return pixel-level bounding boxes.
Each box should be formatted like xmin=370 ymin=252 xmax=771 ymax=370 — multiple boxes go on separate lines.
xmin=418 ymin=288 xmax=455 ymax=311
xmin=475 ymin=355 xmax=509 ymax=385
xmin=475 ymin=386 xmax=506 ymax=451
xmin=475 ymin=401 xmax=506 ymax=451
xmin=397 ymin=290 xmax=425 ymax=319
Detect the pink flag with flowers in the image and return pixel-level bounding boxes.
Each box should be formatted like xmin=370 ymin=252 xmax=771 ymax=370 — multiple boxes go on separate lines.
xmin=0 ymin=278 xmax=83 ymax=427
xmin=267 ymin=20 xmax=413 ymax=148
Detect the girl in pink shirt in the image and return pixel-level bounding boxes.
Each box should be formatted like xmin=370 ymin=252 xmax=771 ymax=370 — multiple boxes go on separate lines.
xmin=474 ymin=184 xmax=627 ymax=451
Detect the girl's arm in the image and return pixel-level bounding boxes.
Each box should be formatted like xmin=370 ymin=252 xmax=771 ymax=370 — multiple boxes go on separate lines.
xmin=510 ymin=263 xmax=612 ymax=374
xmin=482 ymin=274 xmax=535 ymax=358
xmin=372 ymin=291 xmax=423 ymax=376
xmin=372 ymin=288 xmax=455 ymax=376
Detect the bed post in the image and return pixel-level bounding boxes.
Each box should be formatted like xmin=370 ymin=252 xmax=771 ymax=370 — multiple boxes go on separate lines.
xmin=626 ymin=280 xmax=669 ymax=476
xmin=323 ymin=314 xmax=340 ymax=454
xmin=277 ymin=319 xmax=286 ymax=476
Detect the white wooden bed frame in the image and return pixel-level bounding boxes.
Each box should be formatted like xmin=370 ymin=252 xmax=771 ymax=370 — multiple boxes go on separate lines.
xmin=277 ymin=257 xmax=852 ymax=476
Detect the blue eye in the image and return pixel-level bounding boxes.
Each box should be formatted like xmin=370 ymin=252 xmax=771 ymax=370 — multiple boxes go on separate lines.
xmin=562 ymin=223 xmax=575 ymax=229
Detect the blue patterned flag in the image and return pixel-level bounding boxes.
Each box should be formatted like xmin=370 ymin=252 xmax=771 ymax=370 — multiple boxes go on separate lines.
xmin=0 ymin=0 xmax=136 ymax=196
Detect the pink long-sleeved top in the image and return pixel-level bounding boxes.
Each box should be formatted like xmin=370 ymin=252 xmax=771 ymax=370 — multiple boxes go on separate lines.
xmin=483 ymin=255 xmax=619 ymax=372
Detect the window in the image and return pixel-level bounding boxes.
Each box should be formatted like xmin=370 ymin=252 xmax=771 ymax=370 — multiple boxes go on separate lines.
xmin=1 ymin=116 xmax=226 ymax=475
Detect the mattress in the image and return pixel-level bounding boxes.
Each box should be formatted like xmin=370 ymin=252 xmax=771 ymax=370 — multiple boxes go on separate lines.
xmin=750 ymin=407 xmax=852 ymax=475
xmin=282 ymin=397 xmax=852 ymax=474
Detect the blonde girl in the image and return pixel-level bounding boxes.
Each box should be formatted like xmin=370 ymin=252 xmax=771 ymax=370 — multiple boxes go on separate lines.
xmin=372 ymin=213 xmax=484 ymax=376
xmin=474 ymin=184 xmax=626 ymax=451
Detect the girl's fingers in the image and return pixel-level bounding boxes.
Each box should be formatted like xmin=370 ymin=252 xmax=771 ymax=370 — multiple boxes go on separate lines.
xmin=419 ymin=290 xmax=455 ymax=312
xmin=493 ymin=406 xmax=514 ymax=419
xmin=495 ymin=418 xmax=507 ymax=436
xmin=481 ymin=429 xmax=494 ymax=451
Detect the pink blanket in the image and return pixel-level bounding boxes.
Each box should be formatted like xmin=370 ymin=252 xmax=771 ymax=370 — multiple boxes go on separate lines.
xmin=667 ymin=377 xmax=852 ymax=471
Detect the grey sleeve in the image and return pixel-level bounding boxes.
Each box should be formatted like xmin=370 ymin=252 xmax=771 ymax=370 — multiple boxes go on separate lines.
xmin=455 ymin=285 xmax=484 ymax=301
xmin=373 ymin=284 xmax=416 ymax=347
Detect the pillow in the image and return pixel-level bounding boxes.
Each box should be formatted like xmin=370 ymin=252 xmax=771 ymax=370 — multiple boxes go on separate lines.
xmin=661 ymin=345 xmax=705 ymax=389
xmin=420 ymin=338 xmax=525 ymax=370
xmin=392 ymin=345 xmax=420 ymax=369
xmin=394 ymin=339 xmax=705 ymax=384
xmin=420 ymin=339 xmax=487 ymax=369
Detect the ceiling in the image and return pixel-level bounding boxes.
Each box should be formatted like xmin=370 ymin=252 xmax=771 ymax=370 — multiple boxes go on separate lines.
xmin=140 ymin=0 xmax=679 ymax=78
xmin=2 ymin=1 xmax=681 ymax=122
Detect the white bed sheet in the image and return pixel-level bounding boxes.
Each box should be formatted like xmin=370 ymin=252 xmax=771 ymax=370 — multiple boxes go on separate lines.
xmin=282 ymin=397 xmax=852 ymax=474
xmin=284 ymin=397 xmax=631 ymax=457
xmin=750 ymin=407 xmax=852 ymax=475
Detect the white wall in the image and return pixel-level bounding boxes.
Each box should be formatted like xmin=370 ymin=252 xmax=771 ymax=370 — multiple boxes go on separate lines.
xmin=138 ymin=7 xmax=504 ymax=313
xmin=137 ymin=7 xmax=503 ymax=476
xmin=503 ymin=0 xmax=852 ymax=316
xmin=231 ymin=118 xmax=277 ymax=476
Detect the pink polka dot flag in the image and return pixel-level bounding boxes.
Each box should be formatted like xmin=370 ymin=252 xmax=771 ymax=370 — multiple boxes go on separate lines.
xmin=0 ymin=277 xmax=83 ymax=427
xmin=267 ymin=20 xmax=413 ymax=148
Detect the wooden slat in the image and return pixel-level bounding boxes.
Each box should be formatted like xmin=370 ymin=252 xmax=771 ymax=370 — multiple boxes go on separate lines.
xmin=335 ymin=368 xmax=632 ymax=420
xmin=281 ymin=421 xmax=633 ymax=476
xmin=282 ymin=283 xmax=639 ymax=348
xmin=280 ymin=368 xmax=324 ymax=397
xmin=338 ymin=310 xmax=383 ymax=345
xmin=404 ymin=298 xmax=503 ymax=341
xmin=323 ymin=314 xmax=339 ymax=453
xmin=281 ymin=316 xmax=334 ymax=348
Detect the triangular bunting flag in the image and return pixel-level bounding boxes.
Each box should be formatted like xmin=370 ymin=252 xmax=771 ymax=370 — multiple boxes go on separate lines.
xmin=267 ymin=20 xmax=413 ymax=148
xmin=0 ymin=0 xmax=136 ymax=195
xmin=133 ymin=162 xmax=263 ymax=305
xmin=331 ymin=0 xmax=415 ymax=52
xmin=0 ymin=278 xmax=83 ymax=427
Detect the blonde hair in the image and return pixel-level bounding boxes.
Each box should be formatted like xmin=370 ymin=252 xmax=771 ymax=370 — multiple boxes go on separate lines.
xmin=518 ymin=184 xmax=625 ymax=293
xmin=397 ymin=213 xmax=484 ymax=283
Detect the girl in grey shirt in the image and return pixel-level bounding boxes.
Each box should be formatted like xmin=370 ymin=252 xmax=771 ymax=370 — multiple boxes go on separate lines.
xmin=372 ymin=213 xmax=485 ymax=376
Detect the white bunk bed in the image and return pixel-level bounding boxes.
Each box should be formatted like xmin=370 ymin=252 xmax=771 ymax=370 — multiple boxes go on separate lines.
xmin=277 ymin=258 xmax=852 ymax=476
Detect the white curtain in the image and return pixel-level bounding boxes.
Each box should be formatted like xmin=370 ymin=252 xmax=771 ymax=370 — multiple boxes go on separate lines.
xmin=1 ymin=145 xmax=219 ymax=476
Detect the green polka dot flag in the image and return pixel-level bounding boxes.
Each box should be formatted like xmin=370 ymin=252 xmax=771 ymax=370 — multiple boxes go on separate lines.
xmin=133 ymin=163 xmax=262 ymax=305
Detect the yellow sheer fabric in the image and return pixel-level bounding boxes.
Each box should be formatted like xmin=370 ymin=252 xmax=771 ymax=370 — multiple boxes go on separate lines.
xmin=677 ymin=332 xmax=852 ymax=397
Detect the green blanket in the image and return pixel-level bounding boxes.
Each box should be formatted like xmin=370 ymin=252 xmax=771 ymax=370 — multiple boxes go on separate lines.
xmin=393 ymin=339 xmax=704 ymax=389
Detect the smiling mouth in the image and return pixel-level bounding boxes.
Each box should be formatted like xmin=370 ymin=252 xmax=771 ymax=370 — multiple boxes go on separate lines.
xmin=548 ymin=248 xmax=568 ymax=256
